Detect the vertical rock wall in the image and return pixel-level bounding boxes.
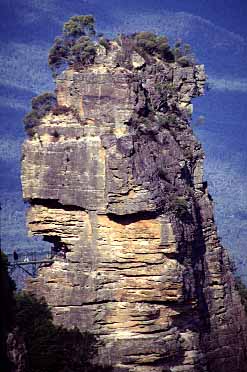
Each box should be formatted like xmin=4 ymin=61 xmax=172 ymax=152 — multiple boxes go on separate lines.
xmin=21 ymin=43 xmax=247 ymax=371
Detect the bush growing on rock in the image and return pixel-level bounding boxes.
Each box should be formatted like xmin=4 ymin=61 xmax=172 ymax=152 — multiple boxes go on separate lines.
xmin=70 ymin=36 xmax=96 ymax=65
xmin=48 ymin=37 xmax=70 ymax=73
xmin=63 ymin=15 xmax=96 ymax=38
xmin=235 ymin=277 xmax=247 ymax=313
xmin=157 ymin=113 xmax=177 ymax=128
xmin=48 ymin=15 xmax=197 ymax=76
xmin=52 ymin=105 xmax=71 ymax=116
xmin=172 ymin=40 xmax=194 ymax=67
xmin=170 ymin=196 xmax=189 ymax=218
xmin=23 ymin=92 xmax=57 ymax=133
xmin=98 ymin=36 xmax=110 ymax=51
xmin=177 ymin=56 xmax=191 ymax=67
xmin=48 ymin=15 xmax=97 ymax=75
xmin=133 ymin=32 xmax=174 ymax=62
xmin=31 ymin=93 xmax=57 ymax=114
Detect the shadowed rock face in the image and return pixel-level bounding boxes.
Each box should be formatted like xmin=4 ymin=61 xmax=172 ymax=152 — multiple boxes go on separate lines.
xmin=21 ymin=41 xmax=247 ymax=371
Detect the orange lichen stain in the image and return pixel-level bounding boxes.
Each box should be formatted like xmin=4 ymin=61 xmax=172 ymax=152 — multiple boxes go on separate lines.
xmin=85 ymin=118 xmax=95 ymax=125
xmin=98 ymin=146 xmax=106 ymax=164
xmin=127 ymin=190 xmax=137 ymax=199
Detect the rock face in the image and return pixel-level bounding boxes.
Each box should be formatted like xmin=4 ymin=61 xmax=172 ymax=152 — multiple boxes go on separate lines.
xmin=22 ymin=41 xmax=247 ymax=371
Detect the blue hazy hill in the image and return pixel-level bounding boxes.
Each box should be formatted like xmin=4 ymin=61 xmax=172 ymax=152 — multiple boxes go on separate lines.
xmin=0 ymin=0 xmax=246 ymax=278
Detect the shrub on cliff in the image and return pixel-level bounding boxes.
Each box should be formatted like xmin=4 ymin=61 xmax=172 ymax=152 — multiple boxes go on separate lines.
xmin=23 ymin=92 xmax=57 ymax=133
xmin=170 ymin=196 xmax=189 ymax=218
xmin=48 ymin=15 xmax=97 ymax=75
xmin=133 ymin=32 xmax=174 ymax=62
xmin=48 ymin=15 xmax=197 ymax=76
xmin=235 ymin=277 xmax=247 ymax=313
xmin=98 ymin=36 xmax=110 ymax=51
xmin=172 ymin=40 xmax=194 ymax=66
xmin=63 ymin=15 xmax=96 ymax=38
xmin=69 ymin=36 xmax=97 ymax=65
xmin=52 ymin=105 xmax=71 ymax=116
xmin=48 ymin=37 xmax=71 ymax=73
xmin=177 ymin=56 xmax=191 ymax=67
xmin=157 ymin=113 xmax=177 ymax=128
xmin=31 ymin=93 xmax=57 ymax=114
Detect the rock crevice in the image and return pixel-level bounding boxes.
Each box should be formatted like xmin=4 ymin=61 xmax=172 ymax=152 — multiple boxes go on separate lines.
xmin=22 ymin=40 xmax=247 ymax=371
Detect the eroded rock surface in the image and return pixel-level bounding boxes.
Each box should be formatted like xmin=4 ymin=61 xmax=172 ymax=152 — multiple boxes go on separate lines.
xmin=22 ymin=41 xmax=247 ymax=371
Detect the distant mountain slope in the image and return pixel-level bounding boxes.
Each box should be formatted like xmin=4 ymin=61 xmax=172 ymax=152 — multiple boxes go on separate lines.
xmin=0 ymin=1 xmax=246 ymax=280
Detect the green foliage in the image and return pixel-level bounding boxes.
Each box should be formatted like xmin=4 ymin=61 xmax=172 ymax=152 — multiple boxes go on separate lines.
xmin=48 ymin=16 xmax=197 ymax=75
xmin=98 ymin=36 xmax=110 ymax=51
xmin=177 ymin=56 xmax=191 ymax=67
xmin=172 ymin=40 xmax=194 ymax=67
xmin=0 ymin=252 xmax=16 ymax=371
xmin=63 ymin=15 xmax=95 ymax=38
xmin=134 ymin=32 xmax=174 ymax=62
xmin=48 ymin=37 xmax=70 ymax=72
xmin=48 ymin=15 xmax=97 ymax=75
xmin=31 ymin=92 xmax=57 ymax=114
xmin=184 ymin=43 xmax=191 ymax=54
xmin=70 ymin=36 xmax=96 ymax=65
xmin=23 ymin=92 xmax=57 ymax=133
xmin=52 ymin=105 xmax=71 ymax=116
xmin=170 ymin=196 xmax=189 ymax=218
xmin=235 ymin=277 xmax=247 ymax=313
xmin=15 ymin=293 xmax=112 ymax=372
xmin=23 ymin=111 xmax=40 ymax=131
xmin=157 ymin=113 xmax=177 ymax=128
xmin=134 ymin=32 xmax=158 ymax=53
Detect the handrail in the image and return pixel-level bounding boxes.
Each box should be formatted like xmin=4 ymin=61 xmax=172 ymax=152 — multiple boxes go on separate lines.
xmin=9 ymin=259 xmax=54 ymax=266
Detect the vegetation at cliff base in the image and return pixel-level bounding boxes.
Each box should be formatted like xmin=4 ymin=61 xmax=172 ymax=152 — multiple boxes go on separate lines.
xmin=15 ymin=293 xmax=112 ymax=372
xmin=0 ymin=254 xmax=112 ymax=371
xmin=0 ymin=252 xmax=16 ymax=371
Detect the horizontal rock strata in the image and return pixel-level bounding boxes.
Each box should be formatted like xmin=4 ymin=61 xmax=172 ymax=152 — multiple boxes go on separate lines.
xmin=22 ymin=41 xmax=247 ymax=371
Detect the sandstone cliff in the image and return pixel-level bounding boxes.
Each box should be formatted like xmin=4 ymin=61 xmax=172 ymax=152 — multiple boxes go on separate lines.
xmin=21 ymin=37 xmax=247 ymax=371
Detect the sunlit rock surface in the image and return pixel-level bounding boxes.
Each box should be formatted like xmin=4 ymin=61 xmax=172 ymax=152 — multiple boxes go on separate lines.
xmin=22 ymin=41 xmax=247 ymax=371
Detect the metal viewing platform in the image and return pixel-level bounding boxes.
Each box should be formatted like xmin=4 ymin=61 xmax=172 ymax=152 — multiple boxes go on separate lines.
xmin=8 ymin=253 xmax=54 ymax=278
